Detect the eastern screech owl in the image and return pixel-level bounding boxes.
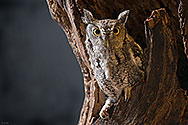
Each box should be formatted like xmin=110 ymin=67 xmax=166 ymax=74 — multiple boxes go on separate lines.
xmin=82 ymin=9 xmax=144 ymax=119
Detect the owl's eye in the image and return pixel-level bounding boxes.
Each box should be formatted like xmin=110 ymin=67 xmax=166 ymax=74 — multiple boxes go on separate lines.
xmin=113 ymin=27 xmax=120 ymax=35
xmin=93 ymin=28 xmax=100 ymax=36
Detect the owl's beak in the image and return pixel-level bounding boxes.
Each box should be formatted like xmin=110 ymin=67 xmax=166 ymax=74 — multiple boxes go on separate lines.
xmin=107 ymin=40 xmax=109 ymax=48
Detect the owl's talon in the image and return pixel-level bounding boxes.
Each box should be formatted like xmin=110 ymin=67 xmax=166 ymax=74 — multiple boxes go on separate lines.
xmin=124 ymin=87 xmax=132 ymax=102
xmin=99 ymin=108 xmax=109 ymax=119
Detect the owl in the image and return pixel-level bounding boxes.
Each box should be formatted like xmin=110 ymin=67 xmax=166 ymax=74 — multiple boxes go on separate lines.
xmin=82 ymin=9 xmax=144 ymax=119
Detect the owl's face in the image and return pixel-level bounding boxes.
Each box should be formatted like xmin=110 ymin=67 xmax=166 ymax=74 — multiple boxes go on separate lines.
xmin=82 ymin=9 xmax=129 ymax=52
xmin=86 ymin=19 xmax=126 ymax=50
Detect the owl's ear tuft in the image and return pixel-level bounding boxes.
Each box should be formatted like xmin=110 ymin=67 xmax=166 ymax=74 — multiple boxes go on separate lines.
xmin=117 ymin=10 xmax=130 ymax=24
xmin=82 ymin=9 xmax=95 ymax=24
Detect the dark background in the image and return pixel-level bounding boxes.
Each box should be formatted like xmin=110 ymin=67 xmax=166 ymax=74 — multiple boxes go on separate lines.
xmin=0 ymin=0 xmax=84 ymax=125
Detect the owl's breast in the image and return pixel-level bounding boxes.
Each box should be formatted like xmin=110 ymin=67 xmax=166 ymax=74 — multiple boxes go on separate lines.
xmin=104 ymin=48 xmax=144 ymax=87
xmin=86 ymin=38 xmax=143 ymax=89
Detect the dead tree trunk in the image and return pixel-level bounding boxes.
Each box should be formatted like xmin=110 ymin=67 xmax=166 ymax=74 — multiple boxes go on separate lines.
xmin=46 ymin=0 xmax=188 ymax=124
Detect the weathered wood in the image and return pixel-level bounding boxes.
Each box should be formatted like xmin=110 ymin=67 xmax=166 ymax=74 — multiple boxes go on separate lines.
xmin=46 ymin=0 xmax=188 ymax=124
xmin=179 ymin=0 xmax=188 ymax=58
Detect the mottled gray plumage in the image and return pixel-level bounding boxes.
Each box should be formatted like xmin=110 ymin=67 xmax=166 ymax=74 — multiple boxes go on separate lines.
xmin=82 ymin=9 xmax=144 ymax=119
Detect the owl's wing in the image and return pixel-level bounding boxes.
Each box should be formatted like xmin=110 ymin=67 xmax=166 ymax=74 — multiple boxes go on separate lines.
xmin=124 ymin=34 xmax=144 ymax=71
xmin=130 ymin=41 xmax=143 ymax=70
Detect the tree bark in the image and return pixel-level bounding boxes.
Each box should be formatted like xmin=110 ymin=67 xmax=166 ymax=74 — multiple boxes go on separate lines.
xmin=46 ymin=0 xmax=188 ymax=124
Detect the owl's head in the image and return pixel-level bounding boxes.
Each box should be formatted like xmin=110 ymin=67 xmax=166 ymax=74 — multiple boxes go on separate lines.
xmin=82 ymin=9 xmax=129 ymax=50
